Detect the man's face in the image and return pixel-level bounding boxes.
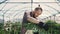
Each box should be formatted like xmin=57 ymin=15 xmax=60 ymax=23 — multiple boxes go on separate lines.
xmin=34 ymin=10 xmax=42 ymax=17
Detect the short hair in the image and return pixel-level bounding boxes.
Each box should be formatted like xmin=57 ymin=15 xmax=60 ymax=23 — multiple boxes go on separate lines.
xmin=35 ymin=5 xmax=43 ymax=11
xmin=35 ymin=7 xmax=43 ymax=11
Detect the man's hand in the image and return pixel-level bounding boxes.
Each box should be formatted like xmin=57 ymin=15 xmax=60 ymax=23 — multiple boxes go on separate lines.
xmin=38 ymin=22 xmax=49 ymax=31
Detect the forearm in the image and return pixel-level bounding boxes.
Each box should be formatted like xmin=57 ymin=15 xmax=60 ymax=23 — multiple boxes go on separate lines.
xmin=27 ymin=17 xmax=40 ymax=24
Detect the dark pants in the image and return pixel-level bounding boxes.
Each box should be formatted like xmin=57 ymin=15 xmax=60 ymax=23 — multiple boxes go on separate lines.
xmin=20 ymin=26 xmax=27 ymax=34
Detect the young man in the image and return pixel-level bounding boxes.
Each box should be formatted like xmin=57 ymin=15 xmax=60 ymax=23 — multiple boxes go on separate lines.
xmin=21 ymin=5 xmax=49 ymax=34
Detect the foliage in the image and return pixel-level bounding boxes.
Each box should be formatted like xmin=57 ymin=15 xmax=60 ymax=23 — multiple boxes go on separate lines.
xmin=45 ymin=20 xmax=60 ymax=34
xmin=0 ymin=20 xmax=60 ymax=34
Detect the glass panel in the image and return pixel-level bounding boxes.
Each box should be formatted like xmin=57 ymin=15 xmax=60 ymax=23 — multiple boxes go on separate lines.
xmin=7 ymin=0 xmax=31 ymax=2
xmin=33 ymin=0 xmax=58 ymax=2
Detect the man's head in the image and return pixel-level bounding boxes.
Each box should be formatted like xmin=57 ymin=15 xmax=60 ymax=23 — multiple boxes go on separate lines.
xmin=34 ymin=5 xmax=43 ymax=17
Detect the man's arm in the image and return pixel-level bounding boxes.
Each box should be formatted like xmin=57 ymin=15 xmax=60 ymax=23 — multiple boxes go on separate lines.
xmin=26 ymin=12 xmax=49 ymax=31
xmin=26 ymin=12 xmax=40 ymax=24
xmin=27 ymin=16 xmax=40 ymax=24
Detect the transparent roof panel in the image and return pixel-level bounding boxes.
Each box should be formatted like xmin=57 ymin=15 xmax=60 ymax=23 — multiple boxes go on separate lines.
xmin=33 ymin=0 xmax=60 ymax=2
xmin=7 ymin=0 xmax=31 ymax=2
xmin=0 ymin=0 xmax=60 ymax=21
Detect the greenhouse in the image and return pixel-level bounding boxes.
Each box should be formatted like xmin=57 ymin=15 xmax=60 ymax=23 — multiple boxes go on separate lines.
xmin=0 ymin=0 xmax=60 ymax=34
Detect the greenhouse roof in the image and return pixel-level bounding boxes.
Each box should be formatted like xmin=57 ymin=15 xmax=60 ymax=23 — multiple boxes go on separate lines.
xmin=0 ymin=0 xmax=60 ymax=22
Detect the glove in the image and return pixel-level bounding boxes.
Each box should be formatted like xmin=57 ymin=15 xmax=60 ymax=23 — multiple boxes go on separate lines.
xmin=43 ymin=23 xmax=49 ymax=31
xmin=38 ymin=22 xmax=44 ymax=28
xmin=38 ymin=22 xmax=49 ymax=31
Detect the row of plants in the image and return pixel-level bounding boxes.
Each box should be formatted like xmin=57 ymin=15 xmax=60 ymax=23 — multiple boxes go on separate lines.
xmin=0 ymin=21 xmax=21 ymax=34
xmin=24 ymin=20 xmax=60 ymax=34
xmin=45 ymin=20 xmax=60 ymax=34
xmin=34 ymin=20 xmax=60 ymax=34
xmin=0 ymin=20 xmax=60 ymax=34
